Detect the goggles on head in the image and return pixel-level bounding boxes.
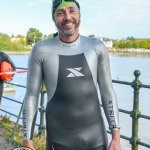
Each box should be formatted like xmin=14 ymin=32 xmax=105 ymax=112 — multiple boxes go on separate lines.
xmin=52 ymin=0 xmax=80 ymax=13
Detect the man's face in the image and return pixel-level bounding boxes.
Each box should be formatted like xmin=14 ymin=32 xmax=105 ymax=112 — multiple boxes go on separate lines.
xmin=54 ymin=4 xmax=80 ymax=38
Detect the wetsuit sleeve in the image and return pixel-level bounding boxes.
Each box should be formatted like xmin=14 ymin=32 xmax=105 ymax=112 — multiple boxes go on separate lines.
xmin=22 ymin=45 xmax=43 ymax=140
xmin=96 ymin=43 xmax=120 ymax=131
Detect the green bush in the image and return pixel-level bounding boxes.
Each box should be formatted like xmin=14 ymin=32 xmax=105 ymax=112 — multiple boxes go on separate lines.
xmin=0 ymin=115 xmax=46 ymax=150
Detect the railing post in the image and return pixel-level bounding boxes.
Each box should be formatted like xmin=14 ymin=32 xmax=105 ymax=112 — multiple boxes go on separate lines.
xmin=38 ymin=82 xmax=46 ymax=138
xmin=130 ymin=70 xmax=142 ymax=150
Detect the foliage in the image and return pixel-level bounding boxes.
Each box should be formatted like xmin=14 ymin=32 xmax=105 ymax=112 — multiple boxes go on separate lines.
xmin=1 ymin=30 xmax=150 ymax=51
xmin=126 ymin=36 xmax=135 ymax=41
xmin=0 ymin=114 xmax=11 ymax=123
xmin=0 ymin=29 xmax=55 ymax=51
xmin=47 ymin=33 xmax=54 ymax=38
xmin=88 ymin=34 xmax=95 ymax=38
xmin=43 ymin=34 xmax=48 ymax=40
xmin=16 ymin=34 xmax=25 ymax=38
xmin=0 ymin=33 xmax=12 ymax=50
xmin=43 ymin=33 xmax=54 ymax=40
xmin=0 ymin=33 xmax=26 ymax=51
xmin=33 ymin=134 xmax=46 ymax=150
xmin=0 ymin=115 xmax=46 ymax=150
xmin=26 ymin=28 xmax=43 ymax=45
xmin=113 ymin=37 xmax=150 ymax=49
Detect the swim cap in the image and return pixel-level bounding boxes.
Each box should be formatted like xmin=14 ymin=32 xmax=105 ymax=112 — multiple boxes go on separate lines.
xmin=52 ymin=0 xmax=80 ymax=20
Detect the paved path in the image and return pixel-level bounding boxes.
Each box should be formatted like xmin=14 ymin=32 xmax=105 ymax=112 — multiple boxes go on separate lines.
xmin=0 ymin=128 xmax=15 ymax=150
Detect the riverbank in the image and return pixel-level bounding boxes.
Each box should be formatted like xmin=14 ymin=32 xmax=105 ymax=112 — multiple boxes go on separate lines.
xmin=2 ymin=48 xmax=150 ymax=56
xmin=2 ymin=51 xmax=31 ymax=55
xmin=109 ymin=48 xmax=150 ymax=57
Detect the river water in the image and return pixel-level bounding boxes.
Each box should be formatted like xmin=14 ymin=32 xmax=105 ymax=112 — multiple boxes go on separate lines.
xmin=1 ymin=53 xmax=150 ymax=150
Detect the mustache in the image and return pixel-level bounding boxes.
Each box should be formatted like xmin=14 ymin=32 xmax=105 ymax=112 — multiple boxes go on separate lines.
xmin=62 ymin=20 xmax=75 ymax=24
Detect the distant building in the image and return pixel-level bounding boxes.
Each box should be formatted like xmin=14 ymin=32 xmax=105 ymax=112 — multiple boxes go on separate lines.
xmin=10 ymin=37 xmax=26 ymax=42
xmin=97 ymin=37 xmax=113 ymax=48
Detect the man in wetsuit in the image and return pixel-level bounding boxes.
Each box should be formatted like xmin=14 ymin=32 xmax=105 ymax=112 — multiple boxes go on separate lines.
xmin=23 ymin=0 xmax=121 ymax=149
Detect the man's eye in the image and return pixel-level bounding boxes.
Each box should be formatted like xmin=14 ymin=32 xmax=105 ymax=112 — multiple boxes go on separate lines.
xmin=70 ymin=10 xmax=75 ymax=13
xmin=57 ymin=12 xmax=63 ymax=16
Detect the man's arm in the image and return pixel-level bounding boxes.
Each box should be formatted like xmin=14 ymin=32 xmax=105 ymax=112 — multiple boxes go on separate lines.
xmin=96 ymin=42 xmax=121 ymax=149
xmin=109 ymin=130 xmax=121 ymax=150
xmin=22 ymin=45 xmax=43 ymax=149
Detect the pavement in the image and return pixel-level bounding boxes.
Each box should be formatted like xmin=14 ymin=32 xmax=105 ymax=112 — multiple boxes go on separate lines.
xmin=0 ymin=128 xmax=15 ymax=150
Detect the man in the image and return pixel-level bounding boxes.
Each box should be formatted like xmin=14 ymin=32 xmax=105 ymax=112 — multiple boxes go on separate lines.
xmin=23 ymin=0 xmax=121 ymax=149
xmin=0 ymin=51 xmax=16 ymax=106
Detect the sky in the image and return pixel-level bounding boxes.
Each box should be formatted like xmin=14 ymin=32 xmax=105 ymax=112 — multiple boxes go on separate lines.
xmin=0 ymin=0 xmax=150 ymax=39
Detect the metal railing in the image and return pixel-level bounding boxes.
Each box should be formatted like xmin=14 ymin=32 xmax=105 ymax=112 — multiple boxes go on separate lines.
xmin=0 ymin=69 xmax=150 ymax=150
xmin=112 ymin=70 xmax=150 ymax=150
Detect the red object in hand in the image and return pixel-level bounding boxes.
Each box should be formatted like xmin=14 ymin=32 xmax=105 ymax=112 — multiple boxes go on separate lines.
xmin=0 ymin=61 xmax=14 ymax=82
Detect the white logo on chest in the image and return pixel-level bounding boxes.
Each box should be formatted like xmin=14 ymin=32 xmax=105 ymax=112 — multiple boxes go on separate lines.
xmin=66 ymin=67 xmax=84 ymax=77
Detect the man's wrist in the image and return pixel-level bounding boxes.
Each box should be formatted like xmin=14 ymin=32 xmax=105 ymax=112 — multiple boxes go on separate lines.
xmin=23 ymin=140 xmax=34 ymax=149
xmin=111 ymin=130 xmax=120 ymax=141
xmin=111 ymin=127 xmax=120 ymax=131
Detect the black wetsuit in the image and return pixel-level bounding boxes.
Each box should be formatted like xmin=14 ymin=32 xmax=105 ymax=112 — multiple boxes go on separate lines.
xmin=23 ymin=35 xmax=120 ymax=150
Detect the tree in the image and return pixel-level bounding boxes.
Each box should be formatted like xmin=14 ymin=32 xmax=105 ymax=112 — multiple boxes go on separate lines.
xmin=16 ymin=34 xmax=25 ymax=38
xmin=132 ymin=41 xmax=139 ymax=49
xmin=0 ymin=33 xmax=26 ymax=51
xmin=112 ymin=38 xmax=150 ymax=50
xmin=26 ymin=28 xmax=43 ymax=45
xmin=113 ymin=41 xmax=119 ymax=49
xmin=43 ymin=34 xmax=47 ymax=40
xmin=47 ymin=33 xmax=54 ymax=38
xmin=88 ymin=34 xmax=95 ymax=38
xmin=126 ymin=40 xmax=132 ymax=48
xmin=126 ymin=36 xmax=135 ymax=41
xmin=118 ymin=40 xmax=126 ymax=48
xmin=0 ymin=33 xmax=11 ymax=50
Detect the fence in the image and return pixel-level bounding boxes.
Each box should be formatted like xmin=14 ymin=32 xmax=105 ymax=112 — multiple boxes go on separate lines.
xmin=0 ymin=68 xmax=150 ymax=150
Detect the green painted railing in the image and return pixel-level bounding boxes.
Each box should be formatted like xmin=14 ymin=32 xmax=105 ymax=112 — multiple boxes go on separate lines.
xmin=112 ymin=70 xmax=150 ymax=149
xmin=0 ymin=69 xmax=150 ymax=149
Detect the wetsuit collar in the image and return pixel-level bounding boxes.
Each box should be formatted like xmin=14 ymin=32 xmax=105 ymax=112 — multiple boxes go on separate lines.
xmin=54 ymin=35 xmax=81 ymax=49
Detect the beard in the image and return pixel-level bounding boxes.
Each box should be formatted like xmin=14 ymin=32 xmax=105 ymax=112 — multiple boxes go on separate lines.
xmin=55 ymin=17 xmax=80 ymax=37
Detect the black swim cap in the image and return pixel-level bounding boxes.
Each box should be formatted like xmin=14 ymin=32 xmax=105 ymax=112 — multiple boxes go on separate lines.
xmin=52 ymin=0 xmax=80 ymax=20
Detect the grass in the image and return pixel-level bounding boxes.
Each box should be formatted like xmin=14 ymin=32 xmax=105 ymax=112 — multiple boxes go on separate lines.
xmin=0 ymin=114 xmax=46 ymax=150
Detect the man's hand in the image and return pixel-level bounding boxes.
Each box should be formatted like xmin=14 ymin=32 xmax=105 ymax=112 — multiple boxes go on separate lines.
xmin=109 ymin=130 xmax=121 ymax=150
xmin=23 ymin=140 xmax=35 ymax=150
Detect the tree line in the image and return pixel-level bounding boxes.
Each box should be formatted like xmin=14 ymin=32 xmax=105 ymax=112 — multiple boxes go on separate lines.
xmin=113 ymin=36 xmax=150 ymax=49
xmin=0 ymin=33 xmax=26 ymax=51
xmin=0 ymin=28 xmax=54 ymax=51
xmin=0 ymin=29 xmax=150 ymax=51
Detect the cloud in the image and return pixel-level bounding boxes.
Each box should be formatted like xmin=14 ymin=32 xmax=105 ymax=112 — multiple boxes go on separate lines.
xmin=27 ymin=0 xmax=50 ymax=6
xmin=79 ymin=0 xmax=150 ymax=38
xmin=83 ymin=0 xmax=150 ymax=25
xmin=37 ymin=0 xmax=50 ymax=4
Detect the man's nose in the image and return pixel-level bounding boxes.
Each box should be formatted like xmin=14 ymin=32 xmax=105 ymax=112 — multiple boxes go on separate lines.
xmin=64 ymin=11 xmax=71 ymax=20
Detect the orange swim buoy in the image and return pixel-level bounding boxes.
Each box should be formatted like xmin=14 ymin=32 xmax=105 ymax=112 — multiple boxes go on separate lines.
xmin=0 ymin=61 xmax=14 ymax=82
